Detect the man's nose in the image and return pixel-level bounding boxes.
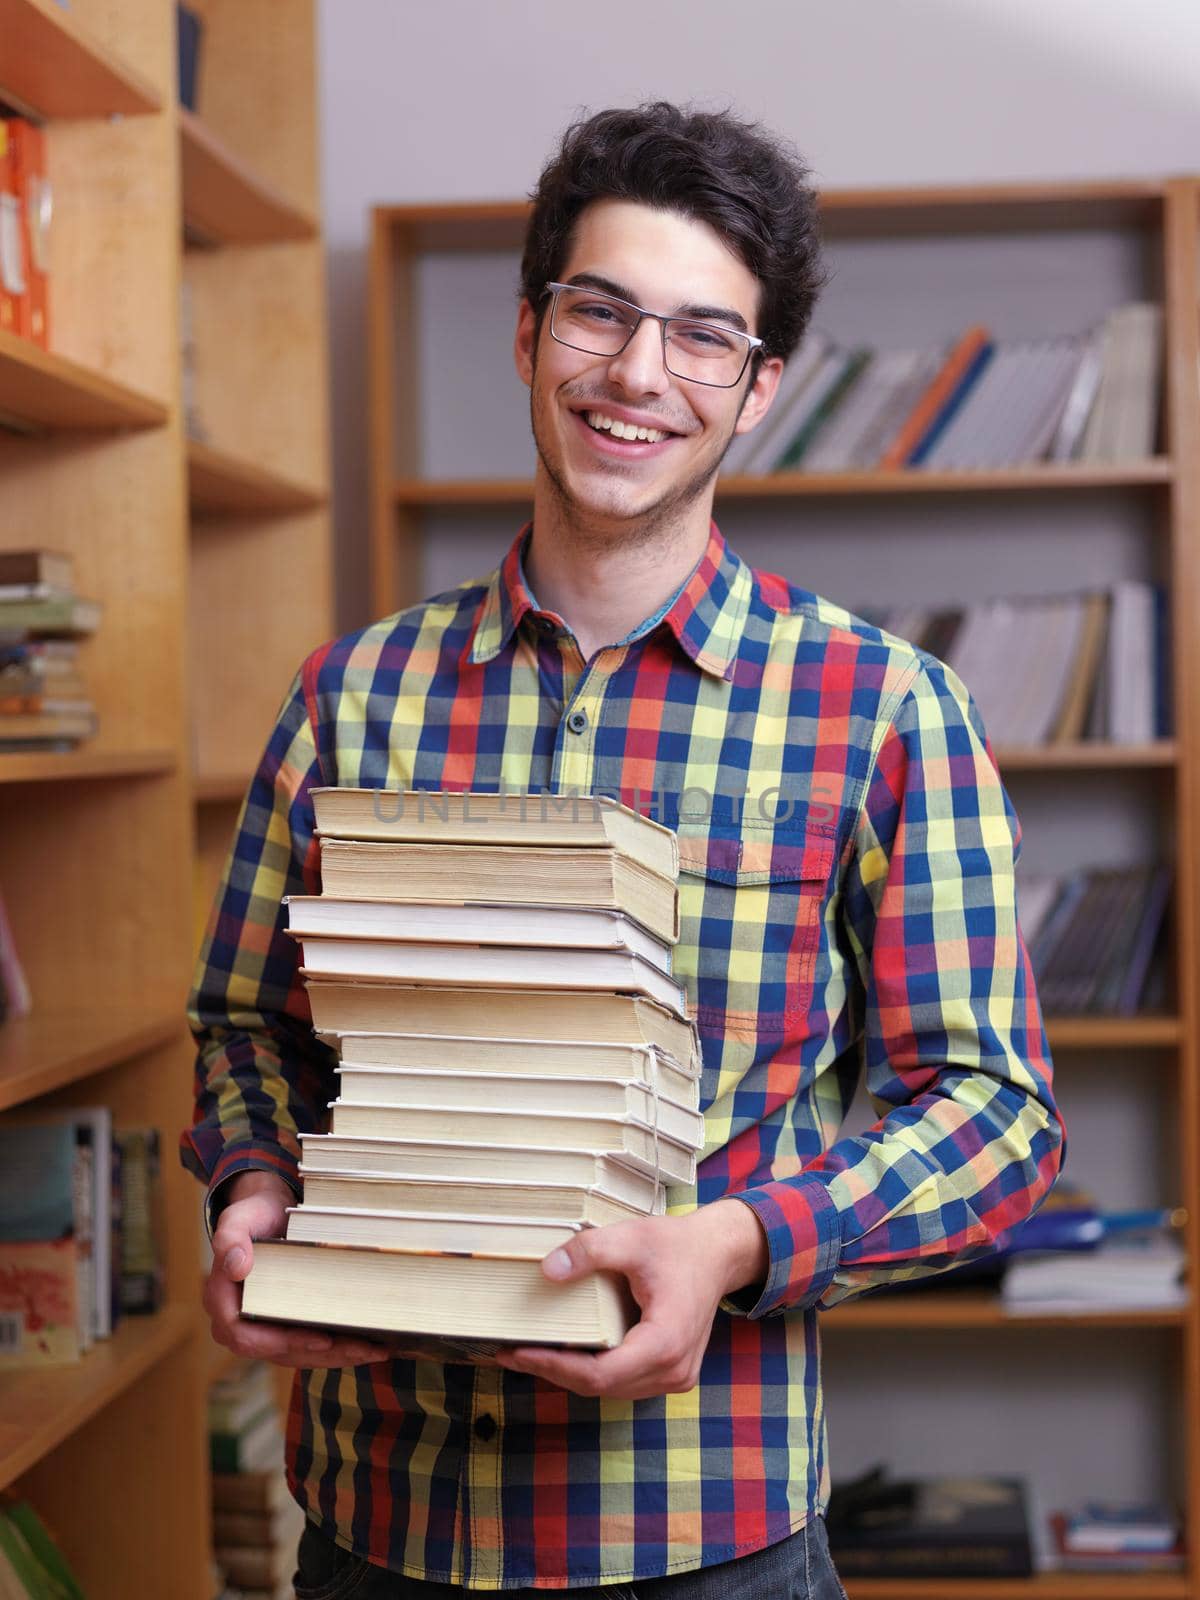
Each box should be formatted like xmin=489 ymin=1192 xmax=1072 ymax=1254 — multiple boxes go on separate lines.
xmin=606 ymin=316 xmax=671 ymax=396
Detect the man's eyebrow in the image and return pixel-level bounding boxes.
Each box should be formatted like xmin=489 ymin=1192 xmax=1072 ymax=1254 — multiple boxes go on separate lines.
xmin=564 ymin=271 xmax=751 ymax=334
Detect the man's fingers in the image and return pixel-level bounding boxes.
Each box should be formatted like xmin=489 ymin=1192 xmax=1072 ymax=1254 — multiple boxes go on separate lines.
xmin=499 ymin=1318 xmax=684 ymax=1398
xmin=541 ymin=1220 xmax=646 ymax=1283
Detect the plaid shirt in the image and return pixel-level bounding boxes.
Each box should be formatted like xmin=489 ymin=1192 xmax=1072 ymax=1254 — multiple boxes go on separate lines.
xmin=184 ymin=523 xmax=1063 ymax=1590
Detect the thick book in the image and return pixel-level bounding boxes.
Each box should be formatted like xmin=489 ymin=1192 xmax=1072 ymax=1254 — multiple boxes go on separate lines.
xmin=827 ymin=1470 xmax=1034 ymax=1578
xmin=285 ymin=1207 xmax=583 ymax=1255
xmin=335 ymin=1066 xmax=702 ymax=1130
xmin=326 ymin=1101 xmax=698 ymax=1185
xmin=299 ymin=938 xmax=688 ymax=1017
xmin=298 ymin=1171 xmax=657 ymax=1226
xmin=317 ymin=840 xmax=678 ymax=944
xmin=312 ymin=788 xmax=678 ymax=880
xmin=297 ymin=1137 xmax=666 ymax=1212
xmin=242 ymin=1238 xmax=635 ymax=1349
xmin=287 ymin=895 xmax=674 ymax=967
xmin=333 ymin=1033 xmax=698 ymax=1095
xmin=0 ymin=596 xmax=101 ymax=637
xmin=0 ymin=709 xmax=96 ymax=742
xmin=0 ymin=551 xmax=73 ymax=590
xmin=306 ymin=983 xmax=701 ymax=1074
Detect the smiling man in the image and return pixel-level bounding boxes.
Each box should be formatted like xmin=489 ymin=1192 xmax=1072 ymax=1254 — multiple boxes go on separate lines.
xmin=187 ymin=104 xmax=1063 ymax=1598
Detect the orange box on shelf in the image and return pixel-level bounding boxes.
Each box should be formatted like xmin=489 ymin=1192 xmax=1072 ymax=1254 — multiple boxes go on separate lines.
xmin=9 ymin=120 xmax=51 ymax=349
xmin=0 ymin=121 xmax=28 ymax=338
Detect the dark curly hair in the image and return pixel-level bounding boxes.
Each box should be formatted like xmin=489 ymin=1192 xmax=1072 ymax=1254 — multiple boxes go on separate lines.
xmin=521 ymin=102 xmax=825 ymax=364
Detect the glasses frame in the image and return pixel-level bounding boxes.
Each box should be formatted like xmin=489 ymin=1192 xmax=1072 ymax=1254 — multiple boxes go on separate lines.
xmin=542 ymin=281 xmax=764 ymax=389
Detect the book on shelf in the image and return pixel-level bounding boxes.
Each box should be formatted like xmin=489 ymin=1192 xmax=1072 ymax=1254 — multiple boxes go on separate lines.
xmin=297 ymin=937 xmax=688 ymax=1016
xmin=211 ymin=1467 xmax=295 ymax=1516
xmin=115 ymin=1127 xmax=165 ymax=1314
xmin=0 ymin=882 xmax=30 ymax=1022
xmin=7 ymin=120 xmax=49 ymax=349
xmin=1002 ymin=1230 xmax=1186 ymax=1315
xmin=332 ymin=1032 xmax=697 ymax=1087
xmin=308 ymin=984 xmax=700 ymax=1072
xmin=0 ymin=595 xmax=101 ymax=637
xmin=317 ymin=840 xmax=678 ymax=944
xmin=1026 ymin=863 xmax=1170 ymax=1017
xmin=0 ymin=1122 xmax=92 ymax=1364
xmin=0 ymin=553 xmax=98 ymax=751
xmin=209 ymin=1358 xmax=280 ymax=1438
xmin=772 ymin=346 xmax=872 ymax=471
xmin=719 ymin=326 xmax=831 ymax=476
xmin=311 ymin=787 xmax=678 ymax=879
xmin=242 ymin=1240 xmax=636 ymax=1352
xmin=0 ymin=552 xmax=74 ymax=591
xmin=298 ymin=1141 xmax=667 ymax=1212
xmin=826 ymin=1468 xmax=1034 ymax=1578
xmin=878 ymin=325 xmax=992 ymax=469
xmin=0 ymin=1499 xmax=85 ymax=1600
xmin=1079 ymin=302 xmax=1163 ymax=460
xmin=286 ymin=896 xmax=673 ymax=970
xmin=1046 ymin=1501 xmax=1184 ymax=1571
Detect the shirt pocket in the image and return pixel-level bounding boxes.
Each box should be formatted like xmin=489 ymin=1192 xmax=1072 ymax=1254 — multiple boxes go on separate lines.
xmin=675 ymin=824 xmax=836 ymax=1043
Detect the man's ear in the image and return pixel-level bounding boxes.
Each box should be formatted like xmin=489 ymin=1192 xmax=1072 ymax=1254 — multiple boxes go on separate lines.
xmin=514 ymin=298 xmax=537 ymax=388
xmin=731 ymin=355 xmax=784 ymax=436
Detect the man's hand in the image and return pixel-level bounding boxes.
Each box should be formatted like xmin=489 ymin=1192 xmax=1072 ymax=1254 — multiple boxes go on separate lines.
xmin=203 ymin=1169 xmax=391 ymax=1368
xmin=494 ymin=1199 xmax=768 ymax=1400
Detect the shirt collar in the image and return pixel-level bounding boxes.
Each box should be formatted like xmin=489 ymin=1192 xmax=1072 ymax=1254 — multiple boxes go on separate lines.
xmin=467 ymin=522 xmax=751 ymax=682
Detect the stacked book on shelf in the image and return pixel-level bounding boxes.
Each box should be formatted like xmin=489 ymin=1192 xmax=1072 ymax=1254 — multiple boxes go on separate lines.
xmin=1021 ymin=863 xmax=1171 ymax=1016
xmin=210 ymin=1361 xmax=301 ymax=1600
xmin=0 ymin=1119 xmax=165 ymax=1368
xmin=1048 ymin=1501 xmax=1185 ymax=1574
xmin=866 ymin=579 xmax=1166 ymax=747
xmin=721 ymin=301 xmax=1162 ymax=476
xmin=242 ymin=790 xmax=704 ymax=1354
xmin=0 ymin=117 xmax=51 ymax=349
xmin=826 ymin=1468 xmax=1035 ymax=1578
xmin=0 ymin=1497 xmax=84 ymax=1600
xmin=0 ymin=550 xmax=100 ymax=752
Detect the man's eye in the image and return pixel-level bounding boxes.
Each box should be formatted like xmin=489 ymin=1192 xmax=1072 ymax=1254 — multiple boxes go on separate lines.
xmin=576 ymin=302 xmax=624 ymax=324
xmin=673 ymin=323 xmax=737 ymax=353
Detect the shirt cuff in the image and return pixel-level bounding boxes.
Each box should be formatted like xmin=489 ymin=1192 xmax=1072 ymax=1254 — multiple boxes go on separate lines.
xmin=201 ymin=1141 xmax=302 ymax=1239
xmin=722 ymin=1176 xmax=842 ymax=1318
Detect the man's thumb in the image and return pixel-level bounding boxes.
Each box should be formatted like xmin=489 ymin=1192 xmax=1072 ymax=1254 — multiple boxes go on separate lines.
xmin=542 ymin=1236 xmax=594 ymax=1282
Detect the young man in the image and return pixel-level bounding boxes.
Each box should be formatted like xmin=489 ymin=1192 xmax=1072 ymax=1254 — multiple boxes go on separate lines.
xmin=187 ymin=104 xmax=1063 ymax=1597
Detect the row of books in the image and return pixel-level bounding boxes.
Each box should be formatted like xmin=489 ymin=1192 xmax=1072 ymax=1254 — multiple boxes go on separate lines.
xmin=0 ymin=550 xmax=101 ymax=752
xmin=826 ymin=1469 xmax=1184 ymax=1577
xmin=721 ymin=301 xmax=1161 ymax=476
xmin=209 ymin=1363 xmax=301 ymax=1600
xmin=0 ymin=1497 xmax=84 ymax=1600
xmin=868 ymin=579 xmax=1167 ymax=748
xmin=242 ymin=789 xmax=704 ymax=1353
xmin=1022 ymin=863 xmax=1170 ymax=1017
xmin=0 ymin=1118 xmax=164 ymax=1367
xmin=0 ymin=118 xmax=50 ymax=349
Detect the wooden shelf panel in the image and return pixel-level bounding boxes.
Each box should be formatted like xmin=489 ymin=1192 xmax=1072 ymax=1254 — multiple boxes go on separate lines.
xmin=0 ymin=328 xmax=168 ymax=432
xmin=193 ymin=773 xmax=250 ymax=805
xmin=1045 ymin=1015 xmax=1182 ymax=1049
xmin=180 ymin=108 xmax=319 ymax=246
xmin=0 ymin=1302 xmax=193 ymax=1488
xmin=845 ymin=1575 xmax=1188 ymax=1599
xmin=0 ymin=747 xmax=175 ymax=786
xmin=0 ymin=0 xmax=161 ymax=119
xmin=187 ymin=437 xmax=327 ymax=518
xmin=392 ymin=462 xmax=1173 ymax=506
xmin=0 ymin=1007 xmax=184 ymax=1111
xmin=997 ymin=741 xmax=1177 ymax=771
xmin=826 ymin=1292 xmax=1185 ymax=1332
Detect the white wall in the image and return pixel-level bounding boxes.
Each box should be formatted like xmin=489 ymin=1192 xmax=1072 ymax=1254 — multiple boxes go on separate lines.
xmin=318 ymin=0 xmax=1200 ymax=626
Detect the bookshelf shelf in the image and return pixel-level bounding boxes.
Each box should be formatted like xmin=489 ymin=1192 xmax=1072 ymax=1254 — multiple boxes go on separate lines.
xmin=845 ymin=1575 xmax=1189 ymax=1599
xmin=0 ymin=0 xmax=161 ymax=120
xmin=179 ymin=107 xmax=319 ymax=246
xmin=1044 ymin=1015 xmax=1183 ymax=1049
xmin=187 ymin=438 xmax=328 ymax=518
xmin=193 ymin=771 xmax=251 ymax=804
xmin=0 ymin=327 xmax=168 ymax=432
xmin=0 ymin=1007 xmax=183 ymax=1112
xmin=826 ymin=1293 xmax=1186 ymax=1332
xmin=996 ymin=741 xmax=1178 ymax=772
xmin=0 ymin=747 xmax=176 ymax=785
xmin=0 ymin=1302 xmax=193 ymax=1489
xmin=390 ymin=462 xmax=1173 ymax=510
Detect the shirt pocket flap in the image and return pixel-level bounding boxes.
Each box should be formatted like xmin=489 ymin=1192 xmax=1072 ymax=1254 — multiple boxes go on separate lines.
xmin=677 ymin=826 xmax=836 ymax=887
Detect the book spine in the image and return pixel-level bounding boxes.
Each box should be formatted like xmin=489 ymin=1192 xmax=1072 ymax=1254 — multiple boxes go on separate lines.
xmin=907 ymin=342 xmax=995 ymax=466
xmin=878 ymin=326 xmax=991 ymax=469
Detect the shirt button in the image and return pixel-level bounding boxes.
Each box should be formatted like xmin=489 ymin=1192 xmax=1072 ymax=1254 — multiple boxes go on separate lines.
xmin=566 ymin=708 xmax=588 ymax=735
xmin=474 ymin=1413 xmax=497 ymax=1441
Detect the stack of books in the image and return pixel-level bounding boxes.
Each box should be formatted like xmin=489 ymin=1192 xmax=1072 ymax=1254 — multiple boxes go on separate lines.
xmin=865 ymin=579 xmax=1167 ymax=748
xmin=210 ymin=1362 xmax=301 ymax=1600
xmin=242 ymin=790 xmax=704 ymax=1356
xmin=0 ymin=550 xmax=100 ymax=752
xmin=1048 ymin=1502 xmax=1184 ymax=1573
xmin=826 ymin=1468 xmax=1035 ymax=1578
xmin=720 ymin=301 xmax=1162 ymax=476
xmin=0 ymin=1498 xmax=84 ymax=1600
xmin=1020 ymin=864 xmax=1171 ymax=1017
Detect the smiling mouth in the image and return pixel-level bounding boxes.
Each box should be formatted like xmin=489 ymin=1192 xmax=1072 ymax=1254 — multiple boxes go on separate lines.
xmin=581 ymin=409 xmax=674 ymax=444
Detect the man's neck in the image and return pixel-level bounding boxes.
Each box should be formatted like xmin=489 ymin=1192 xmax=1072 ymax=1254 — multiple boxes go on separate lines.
xmin=524 ymin=482 xmax=714 ymax=663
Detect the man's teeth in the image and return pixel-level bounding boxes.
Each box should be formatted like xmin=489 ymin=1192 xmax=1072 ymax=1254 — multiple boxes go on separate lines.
xmin=584 ymin=411 xmax=668 ymax=443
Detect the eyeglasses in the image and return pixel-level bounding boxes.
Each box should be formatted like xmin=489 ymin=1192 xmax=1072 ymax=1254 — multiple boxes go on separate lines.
xmin=543 ymin=282 xmax=763 ymax=389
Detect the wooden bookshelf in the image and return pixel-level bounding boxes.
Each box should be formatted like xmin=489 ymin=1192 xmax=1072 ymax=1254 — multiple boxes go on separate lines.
xmin=0 ymin=0 xmax=161 ymax=119
xmin=0 ymin=325 xmax=168 ymax=431
xmin=0 ymin=1006 xmax=183 ymax=1111
xmin=187 ymin=436 xmax=327 ymax=517
xmin=179 ymin=105 xmax=318 ymax=245
xmin=0 ymin=747 xmax=175 ymax=784
xmin=368 ymin=180 xmax=1200 ymax=1597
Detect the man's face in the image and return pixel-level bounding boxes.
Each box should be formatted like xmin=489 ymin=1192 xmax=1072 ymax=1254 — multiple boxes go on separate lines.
xmin=514 ymin=199 xmax=782 ymax=540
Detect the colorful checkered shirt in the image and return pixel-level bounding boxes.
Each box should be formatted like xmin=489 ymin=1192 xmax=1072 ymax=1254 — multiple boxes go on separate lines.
xmin=184 ymin=523 xmax=1063 ymax=1590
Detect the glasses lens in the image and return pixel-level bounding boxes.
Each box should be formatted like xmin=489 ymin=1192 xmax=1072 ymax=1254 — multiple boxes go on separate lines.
xmin=551 ymin=287 xmax=638 ymax=356
xmin=664 ymin=320 xmax=750 ymax=387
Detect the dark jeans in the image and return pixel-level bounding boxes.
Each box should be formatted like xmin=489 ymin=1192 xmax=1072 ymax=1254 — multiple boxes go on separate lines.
xmin=293 ymin=1516 xmax=848 ymax=1598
